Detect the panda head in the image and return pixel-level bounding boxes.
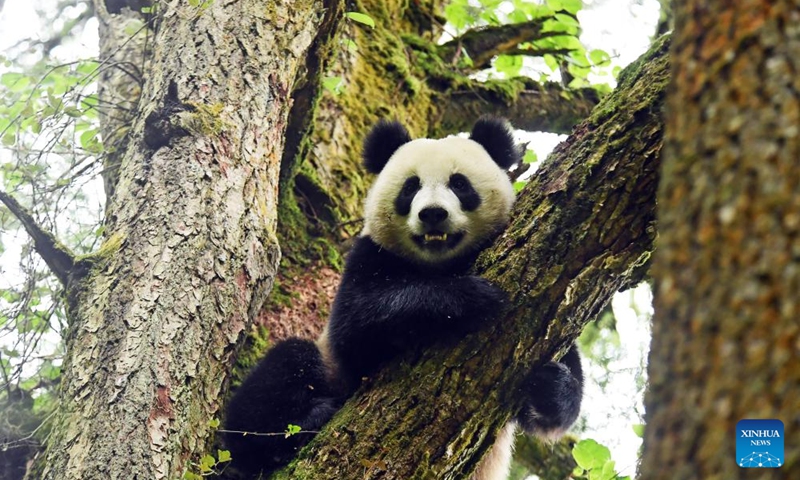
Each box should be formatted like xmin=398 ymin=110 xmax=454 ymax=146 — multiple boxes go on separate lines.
xmin=361 ymin=116 xmax=522 ymax=265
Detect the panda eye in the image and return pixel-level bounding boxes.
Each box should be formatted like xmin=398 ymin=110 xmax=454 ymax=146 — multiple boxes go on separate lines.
xmin=449 ymin=174 xmax=469 ymax=192
xmin=400 ymin=176 xmax=420 ymax=196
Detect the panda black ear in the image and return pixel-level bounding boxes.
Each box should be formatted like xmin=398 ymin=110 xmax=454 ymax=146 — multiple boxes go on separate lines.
xmin=469 ymin=116 xmax=523 ymax=170
xmin=363 ymin=120 xmax=412 ymax=174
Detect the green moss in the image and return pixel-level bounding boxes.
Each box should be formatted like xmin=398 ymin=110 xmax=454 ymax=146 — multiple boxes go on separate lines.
xmin=180 ymin=102 xmax=225 ymax=136
xmin=93 ymin=230 xmax=126 ymax=260
xmin=411 ymin=451 xmax=437 ymax=480
xmin=230 ymin=324 xmax=271 ymax=387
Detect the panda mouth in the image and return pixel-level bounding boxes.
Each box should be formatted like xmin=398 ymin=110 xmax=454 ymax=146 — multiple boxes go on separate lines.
xmin=413 ymin=231 xmax=464 ymax=251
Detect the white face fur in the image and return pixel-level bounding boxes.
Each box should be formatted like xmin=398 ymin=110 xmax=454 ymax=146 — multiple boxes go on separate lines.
xmin=363 ymin=136 xmax=515 ymax=264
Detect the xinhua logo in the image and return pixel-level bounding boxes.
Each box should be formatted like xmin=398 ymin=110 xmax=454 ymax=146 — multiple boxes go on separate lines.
xmin=736 ymin=419 xmax=784 ymax=468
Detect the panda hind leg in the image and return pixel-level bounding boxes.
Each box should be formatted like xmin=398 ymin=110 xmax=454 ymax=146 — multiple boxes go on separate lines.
xmin=223 ymin=338 xmax=339 ymax=475
xmin=514 ymin=344 xmax=583 ymax=439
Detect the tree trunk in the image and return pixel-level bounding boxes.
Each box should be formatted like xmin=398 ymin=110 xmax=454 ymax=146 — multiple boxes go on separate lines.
xmin=641 ymin=1 xmax=799 ymax=479
xmin=32 ymin=1 xmax=341 ymax=479
xmin=274 ymin=36 xmax=669 ymax=480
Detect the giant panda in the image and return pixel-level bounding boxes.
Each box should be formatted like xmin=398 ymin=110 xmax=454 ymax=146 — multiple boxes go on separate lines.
xmin=223 ymin=116 xmax=583 ymax=479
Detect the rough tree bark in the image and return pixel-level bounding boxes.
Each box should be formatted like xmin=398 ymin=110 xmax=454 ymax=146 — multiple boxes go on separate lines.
xmin=641 ymin=1 xmax=799 ymax=478
xmin=273 ymin=36 xmax=669 ymax=480
xmin=30 ymin=1 xmax=341 ymax=479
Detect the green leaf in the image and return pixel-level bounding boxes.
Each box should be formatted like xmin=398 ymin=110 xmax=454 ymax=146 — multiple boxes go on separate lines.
xmin=1 ymin=72 xmax=27 ymax=89
xmin=217 ymin=449 xmax=232 ymax=463
xmin=589 ymin=48 xmax=611 ymax=66
xmin=513 ymin=180 xmax=526 ymax=193
xmin=199 ymin=454 xmax=216 ymax=472
xmin=208 ymin=418 xmax=220 ymax=428
xmin=79 ymin=129 xmax=102 ymax=154
xmin=444 ymin=0 xmax=472 ymax=30
xmin=554 ymin=13 xmax=580 ymax=28
xmin=76 ymin=61 xmax=100 ymax=76
xmin=322 ymin=76 xmax=343 ymax=95
xmin=523 ymin=150 xmax=538 ymax=164
xmin=345 ymin=11 xmax=376 ymax=28
xmin=2 ymin=132 xmax=15 ymax=146
xmin=183 ymin=471 xmax=202 ymax=480
xmin=285 ymin=424 xmax=302 ymax=437
xmin=632 ymin=423 xmax=645 ymax=437
xmin=593 ymin=459 xmax=617 ymax=480
xmin=543 ymin=54 xmax=559 ymax=72
xmin=494 ymin=54 xmax=523 ymax=77
xmin=561 ymin=0 xmax=583 ymax=14
xmin=345 ymin=39 xmax=358 ymax=52
xmin=572 ymin=439 xmax=612 ymax=471
xmin=546 ymin=0 xmax=564 ymax=10
xmin=64 ymin=106 xmax=83 ymax=118
xmin=542 ymin=17 xmax=579 ymax=35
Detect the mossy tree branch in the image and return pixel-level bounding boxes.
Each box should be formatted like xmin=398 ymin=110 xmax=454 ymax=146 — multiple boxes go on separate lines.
xmin=0 ymin=190 xmax=76 ymax=286
xmin=274 ymin=35 xmax=670 ymax=480
xmin=399 ymin=35 xmax=600 ymax=136
xmin=439 ymin=19 xmax=573 ymax=70
xmin=439 ymin=78 xmax=600 ymax=135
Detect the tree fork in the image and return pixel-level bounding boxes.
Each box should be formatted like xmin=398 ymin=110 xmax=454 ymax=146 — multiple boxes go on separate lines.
xmin=0 ymin=190 xmax=77 ymax=286
xmin=274 ymin=35 xmax=670 ymax=480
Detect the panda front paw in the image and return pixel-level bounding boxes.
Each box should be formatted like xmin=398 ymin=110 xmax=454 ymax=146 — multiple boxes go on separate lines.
xmin=463 ymin=275 xmax=508 ymax=318
xmin=516 ymin=361 xmax=582 ymax=439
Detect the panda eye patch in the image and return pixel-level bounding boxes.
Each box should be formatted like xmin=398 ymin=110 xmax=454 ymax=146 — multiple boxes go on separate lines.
xmin=394 ymin=176 xmax=420 ymax=216
xmin=448 ymin=173 xmax=481 ymax=211
xmin=450 ymin=176 xmax=467 ymax=191
xmin=401 ymin=176 xmax=421 ymax=195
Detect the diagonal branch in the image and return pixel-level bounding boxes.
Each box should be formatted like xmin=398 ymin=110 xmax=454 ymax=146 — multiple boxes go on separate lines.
xmin=276 ymin=34 xmax=670 ymax=480
xmin=0 ymin=190 xmax=76 ymax=286
xmin=439 ymin=19 xmax=572 ymax=70
xmin=439 ymin=78 xmax=600 ymax=135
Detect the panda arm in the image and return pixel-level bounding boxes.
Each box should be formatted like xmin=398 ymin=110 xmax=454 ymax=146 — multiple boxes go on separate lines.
xmin=223 ymin=339 xmax=339 ymax=474
xmin=515 ymin=343 xmax=583 ymax=438
xmin=327 ymin=238 xmax=507 ymax=380
xmin=336 ymin=238 xmax=506 ymax=332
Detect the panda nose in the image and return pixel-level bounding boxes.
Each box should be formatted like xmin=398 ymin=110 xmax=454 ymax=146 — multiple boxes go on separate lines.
xmin=419 ymin=207 xmax=448 ymax=226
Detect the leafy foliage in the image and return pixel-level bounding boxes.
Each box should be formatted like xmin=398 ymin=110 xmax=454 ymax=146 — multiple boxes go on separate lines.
xmin=572 ymin=438 xmax=631 ymax=480
xmin=0 ymin=2 xmax=109 ymax=459
xmin=442 ymin=0 xmax=613 ymax=88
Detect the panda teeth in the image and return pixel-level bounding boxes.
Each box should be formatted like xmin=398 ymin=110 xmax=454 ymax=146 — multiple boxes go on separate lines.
xmin=424 ymin=233 xmax=447 ymax=242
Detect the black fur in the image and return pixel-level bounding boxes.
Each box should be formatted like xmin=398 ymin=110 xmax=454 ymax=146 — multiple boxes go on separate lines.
xmin=394 ymin=176 xmax=420 ymax=215
xmin=516 ymin=345 xmax=583 ymax=435
xmin=363 ymin=120 xmax=412 ymax=173
xmin=469 ymin=115 xmax=524 ymax=169
xmin=327 ymin=236 xmax=508 ymax=389
xmin=223 ymin=339 xmax=339 ymax=475
xmin=448 ymin=173 xmax=481 ymax=211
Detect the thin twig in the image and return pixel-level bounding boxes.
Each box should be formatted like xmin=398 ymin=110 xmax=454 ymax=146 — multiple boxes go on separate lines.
xmin=0 ymin=190 xmax=76 ymax=285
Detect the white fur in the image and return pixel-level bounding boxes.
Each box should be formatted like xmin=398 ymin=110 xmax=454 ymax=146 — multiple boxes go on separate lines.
xmin=363 ymin=137 xmax=515 ymax=264
xmin=471 ymin=422 xmax=517 ymax=480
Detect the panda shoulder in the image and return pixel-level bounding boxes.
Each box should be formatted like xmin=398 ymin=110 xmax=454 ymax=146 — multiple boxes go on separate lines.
xmin=342 ymin=236 xmax=411 ymax=279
